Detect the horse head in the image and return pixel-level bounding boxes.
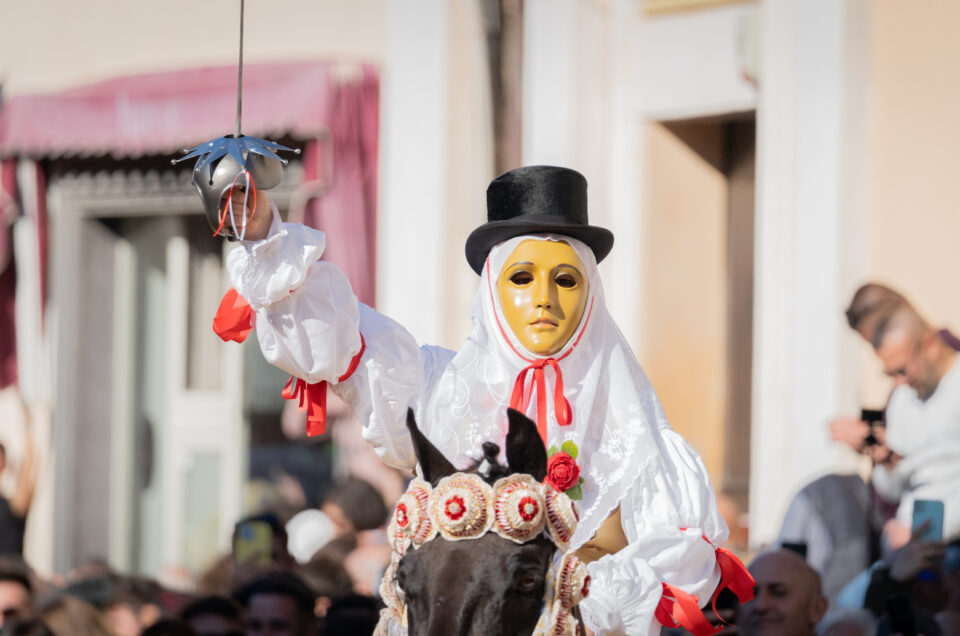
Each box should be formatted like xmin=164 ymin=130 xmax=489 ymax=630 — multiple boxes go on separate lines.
xmin=376 ymin=409 xmax=588 ymax=636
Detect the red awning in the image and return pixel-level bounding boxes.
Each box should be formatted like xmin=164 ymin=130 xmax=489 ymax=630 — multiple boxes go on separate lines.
xmin=0 ymin=61 xmax=376 ymax=159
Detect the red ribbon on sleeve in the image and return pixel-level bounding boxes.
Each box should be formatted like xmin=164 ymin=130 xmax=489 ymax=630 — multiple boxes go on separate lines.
xmin=711 ymin=546 xmax=756 ymax=617
xmin=654 ymin=533 xmax=755 ymax=636
xmin=655 ymin=583 xmax=720 ymax=636
xmin=282 ymin=335 xmax=366 ymax=437
xmin=212 ymin=287 xmax=254 ymax=343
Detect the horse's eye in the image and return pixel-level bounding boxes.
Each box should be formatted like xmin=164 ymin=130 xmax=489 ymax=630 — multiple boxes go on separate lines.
xmin=510 ymin=271 xmax=533 ymax=286
xmin=515 ymin=572 xmax=540 ymax=593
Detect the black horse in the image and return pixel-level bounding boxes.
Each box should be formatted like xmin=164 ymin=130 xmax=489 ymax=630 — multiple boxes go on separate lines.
xmin=395 ymin=409 xmax=561 ymax=636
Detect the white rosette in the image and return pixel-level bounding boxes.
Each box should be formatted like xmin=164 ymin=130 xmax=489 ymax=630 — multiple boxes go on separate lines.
xmin=492 ymin=474 xmax=547 ymax=544
xmin=544 ymin=486 xmax=579 ymax=551
xmin=428 ymin=473 xmax=494 ymax=541
xmin=534 ymin=552 xmax=590 ymax=636
xmin=387 ymin=478 xmax=435 ymax=555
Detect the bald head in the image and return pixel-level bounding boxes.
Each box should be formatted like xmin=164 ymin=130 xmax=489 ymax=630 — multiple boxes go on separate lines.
xmin=738 ymin=549 xmax=827 ymax=636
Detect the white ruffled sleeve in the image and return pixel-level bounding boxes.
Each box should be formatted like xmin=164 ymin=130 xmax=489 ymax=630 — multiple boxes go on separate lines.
xmin=226 ymin=210 xmax=454 ymax=472
xmin=580 ymin=429 xmax=730 ymax=636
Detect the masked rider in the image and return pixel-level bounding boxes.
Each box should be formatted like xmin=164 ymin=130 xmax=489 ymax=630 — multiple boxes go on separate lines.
xmin=221 ymin=165 xmax=751 ymax=636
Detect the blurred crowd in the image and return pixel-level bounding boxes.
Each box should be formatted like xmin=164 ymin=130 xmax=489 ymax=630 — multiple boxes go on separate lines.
xmin=1 ymin=280 xmax=958 ymax=636
xmin=0 ymin=442 xmax=392 ymax=636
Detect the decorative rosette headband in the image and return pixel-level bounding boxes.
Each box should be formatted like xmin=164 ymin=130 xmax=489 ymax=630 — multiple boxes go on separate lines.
xmin=386 ymin=473 xmax=577 ymax=554
xmin=376 ymin=472 xmax=590 ymax=636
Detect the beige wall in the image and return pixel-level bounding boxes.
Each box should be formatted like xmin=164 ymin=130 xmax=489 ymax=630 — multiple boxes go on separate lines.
xmin=640 ymin=121 xmax=728 ymax=481
xmin=867 ymin=2 xmax=960 ymax=372
xmin=0 ymin=0 xmax=386 ymax=95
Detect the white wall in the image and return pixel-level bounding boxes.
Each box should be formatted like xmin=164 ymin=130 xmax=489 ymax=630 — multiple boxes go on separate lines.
xmin=751 ymin=0 xmax=872 ymax=546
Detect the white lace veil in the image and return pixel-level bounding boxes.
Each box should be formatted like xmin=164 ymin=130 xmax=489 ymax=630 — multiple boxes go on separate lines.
xmin=421 ymin=234 xmax=674 ymax=547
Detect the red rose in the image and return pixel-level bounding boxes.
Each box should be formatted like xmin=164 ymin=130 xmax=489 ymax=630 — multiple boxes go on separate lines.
xmin=546 ymin=452 xmax=580 ymax=492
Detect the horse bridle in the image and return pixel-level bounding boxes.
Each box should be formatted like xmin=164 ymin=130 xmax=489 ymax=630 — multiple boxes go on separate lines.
xmin=375 ymin=472 xmax=591 ymax=636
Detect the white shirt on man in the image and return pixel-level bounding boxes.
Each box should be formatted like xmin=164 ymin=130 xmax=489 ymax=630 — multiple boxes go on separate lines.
xmin=881 ymin=357 xmax=960 ymax=540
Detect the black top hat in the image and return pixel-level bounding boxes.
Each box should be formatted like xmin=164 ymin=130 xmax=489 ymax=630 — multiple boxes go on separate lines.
xmin=465 ymin=165 xmax=614 ymax=274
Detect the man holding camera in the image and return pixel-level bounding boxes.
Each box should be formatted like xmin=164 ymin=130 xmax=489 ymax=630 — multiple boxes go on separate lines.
xmin=833 ymin=283 xmax=960 ymax=545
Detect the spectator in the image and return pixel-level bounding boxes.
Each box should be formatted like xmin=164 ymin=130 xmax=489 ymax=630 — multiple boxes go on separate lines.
xmin=37 ymin=594 xmax=113 ymax=636
xmin=0 ymin=559 xmax=33 ymax=628
xmin=179 ymin=595 xmax=244 ymax=636
xmin=844 ymin=283 xmax=909 ymax=343
xmin=830 ymin=283 xmax=909 ymax=468
xmin=873 ymin=304 xmax=960 ymax=541
xmin=197 ymin=555 xmax=235 ymax=598
xmin=862 ymin=525 xmax=945 ymax=617
xmin=0 ymin=400 xmax=37 ymax=557
xmin=777 ymin=474 xmax=881 ymax=603
xmin=833 ymin=284 xmax=960 ymax=547
xmin=817 ymin=608 xmax=877 ymax=636
xmin=232 ymin=513 xmax=296 ymax=588
xmin=936 ymin=543 xmax=960 ymax=634
xmin=140 ymin=618 xmax=199 ymax=636
xmin=0 ymin=619 xmax=53 ymax=636
xmin=318 ymin=594 xmax=379 ymax=636
xmin=234 ymin=572 xmax=318 ymax=636
xmin=285 ymin=509 xmax=336 ymax=566
xmin=0 ymin=559 xmax=33 ymax=627
xmin=297 ymin=552 xmax=353 ymax=618
xmin=737 ymin=549 xmax=827 ymax=636
xmin=101 ymin=576 xmax=164 ymax=636
xmin=320 ymin=479 xmax=388 ymax=538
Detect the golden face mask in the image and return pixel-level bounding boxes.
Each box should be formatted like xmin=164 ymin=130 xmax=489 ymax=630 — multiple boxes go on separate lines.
xmin=497 ymin=239 xmax=589 ymax=356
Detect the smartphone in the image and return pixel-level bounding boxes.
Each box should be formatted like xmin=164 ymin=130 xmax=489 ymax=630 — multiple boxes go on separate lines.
xmin=912 ymin=499 xmax=944 ymax=542
xmin=234 ymin=520 xmax=273 ymax=566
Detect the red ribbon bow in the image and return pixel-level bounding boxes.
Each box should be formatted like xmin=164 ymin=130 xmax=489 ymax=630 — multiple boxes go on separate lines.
xmin=281 ymin=335 xmax=366 ymax=437
xmin=484 ymin=260 xmax=596 ymax=445
xmin=654 ymin=532 xmax=756 ymax=636
xmin=282 ymin=377 xmax=329 ymax=437
xmin=655 ymin=583 xmax=719 ymax=636
xmin=509 ymin=358 xmax=572 ymax=443
xmin=712 ymin=546 xmax=756 ymax=616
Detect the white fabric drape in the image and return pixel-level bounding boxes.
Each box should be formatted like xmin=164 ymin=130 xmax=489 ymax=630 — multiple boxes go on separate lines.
xmin=227 ymin=211 xmax=727 ymax=635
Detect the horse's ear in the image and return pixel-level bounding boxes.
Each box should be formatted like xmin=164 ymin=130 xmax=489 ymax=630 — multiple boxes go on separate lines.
xmin=406 ymin=408 xmax=456 ymax=484
xmin=505 ymin=409 xmax=547 ymax=481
